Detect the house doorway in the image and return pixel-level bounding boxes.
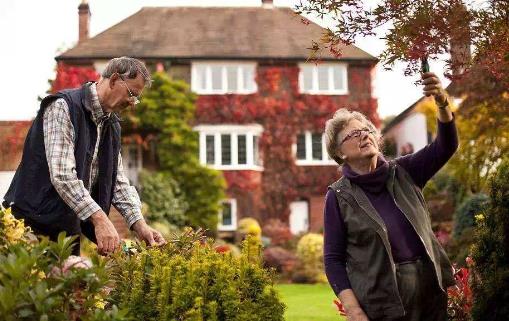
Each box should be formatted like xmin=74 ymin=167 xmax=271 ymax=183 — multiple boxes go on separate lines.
xmin=289 ymin=200 xmax=309 ymax=235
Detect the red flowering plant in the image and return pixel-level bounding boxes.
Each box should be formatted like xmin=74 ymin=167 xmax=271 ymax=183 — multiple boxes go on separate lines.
xmin=50 ymin=62 xmax=99 ymax=93
xmin=447 ymin=257 xmax=474 ymax=320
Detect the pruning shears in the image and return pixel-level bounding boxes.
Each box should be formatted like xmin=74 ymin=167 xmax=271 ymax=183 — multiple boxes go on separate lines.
xmin=421 ymin=56 xmax=430 ymax=73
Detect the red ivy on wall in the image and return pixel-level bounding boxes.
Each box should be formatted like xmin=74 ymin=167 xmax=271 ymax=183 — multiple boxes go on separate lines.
xmin=50 ymin=62 xmax=99 ymax=94
xmin=195 ymin=65 xmax=379 ymax=223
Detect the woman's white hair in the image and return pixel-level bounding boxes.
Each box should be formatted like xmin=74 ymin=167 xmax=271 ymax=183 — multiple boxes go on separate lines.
xmin=324 ymin=108 xmax=380 ymax=164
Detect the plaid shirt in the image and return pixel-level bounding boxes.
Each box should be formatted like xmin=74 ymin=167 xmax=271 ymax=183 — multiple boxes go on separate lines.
xmin=43 ymin=83 xmax=143 ymax=227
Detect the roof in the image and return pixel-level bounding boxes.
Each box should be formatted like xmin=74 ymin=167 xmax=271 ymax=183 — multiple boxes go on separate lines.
xmin=381 ymin=97 xmax=424 ymax=134
xmin=57 ymin=7 xmax=377 ymax=62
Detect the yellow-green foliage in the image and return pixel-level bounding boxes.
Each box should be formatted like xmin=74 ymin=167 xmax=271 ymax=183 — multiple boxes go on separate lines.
xmin=295 ymin=233 xmax=327 ymax=283
xmin=109 ymin=229 xmax=284 ymax=320
xmin=237 ymin=217 xmax=262 ymax=239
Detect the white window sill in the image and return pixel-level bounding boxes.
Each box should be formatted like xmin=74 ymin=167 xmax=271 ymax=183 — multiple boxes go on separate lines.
xmin=207 ymin=164 xmax=264 ymax=171
xmin=296 ymin=160 xmax=338 ymax=166
xmin=299 ymin=90 xmax=349 ymax=95
xmin=194 ymin=90 xmax=257 ymax=95
xmin=218 ymin=225 xmax=237 ymax=232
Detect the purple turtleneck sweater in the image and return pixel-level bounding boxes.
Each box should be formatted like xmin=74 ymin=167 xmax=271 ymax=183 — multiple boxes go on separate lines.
xmin=324 ymin=118 xmax=458 ymax=295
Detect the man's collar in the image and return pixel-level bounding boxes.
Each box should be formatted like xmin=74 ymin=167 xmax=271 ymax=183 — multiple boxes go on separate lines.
xmin=88 ymin=82 xmax=110 ymax=123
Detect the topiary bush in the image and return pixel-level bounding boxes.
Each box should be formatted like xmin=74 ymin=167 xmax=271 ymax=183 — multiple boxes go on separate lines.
xmin=237 ymin=217 xmax=262 ymax=242
xmin=293 ymin=233 xmax=326 ymax=284
xmin=453 ymin=193 xmax=489 ymax=238
xmin=109 ymin=228 xmax=285 ymax=320
xmin=471 ymin=158 xmax=509 ymax=321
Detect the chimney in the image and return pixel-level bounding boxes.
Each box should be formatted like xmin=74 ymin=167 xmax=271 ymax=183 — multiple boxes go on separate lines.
xmin=78 ymin=0 xmax=91 ymax=43
xmin=262 ymin=0 xmax=274 ymax=8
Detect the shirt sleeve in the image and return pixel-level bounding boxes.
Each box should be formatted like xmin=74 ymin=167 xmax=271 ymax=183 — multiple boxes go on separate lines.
xmin=323 ymin=189 xmax=352 ymax=295
xmin=111 ymin=153 xmax=144 ymax=228
xmin=395 ymin=117 xmax=459 ymax=189
xmin=43 ymin=98 xmax=102 ymax=221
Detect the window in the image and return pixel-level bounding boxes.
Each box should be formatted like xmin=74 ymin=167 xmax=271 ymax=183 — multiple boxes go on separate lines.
xmin=299 ymin=63 xmax=348 ymax=94
xmin=192 ymin=62 xmax=257 ymax=94
xmin=121 ymin=144 xmax=143 ymax=186
xmin=294 ymin=131 xmax=336 ymax=166
xmin=218 ymin=199 xmax=237 ymax=231
xmin=195 ymin=124 xmax=263 ymax=170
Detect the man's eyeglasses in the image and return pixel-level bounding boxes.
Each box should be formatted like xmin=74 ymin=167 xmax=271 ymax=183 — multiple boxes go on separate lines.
xmin=340 ymin=128 xmax=376 ymax=145
xmin=119 ymin=76 xmax=141 ymax=105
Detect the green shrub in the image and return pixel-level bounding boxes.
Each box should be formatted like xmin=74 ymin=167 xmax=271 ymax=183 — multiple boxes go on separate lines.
xmin=109 ymin=228 xmax=285 ymax=320
xmin=453 ymin=193 xmax=488 ymax=238
xmin=139 ymin=170 xmax=188 ymax=228
xmin=471 ymin=158 xmax=509 ymax=321
xmin=293 ymin=233 xmax=326 ymax=284
xmin=0 ymin=207 xmax=128 ymax=321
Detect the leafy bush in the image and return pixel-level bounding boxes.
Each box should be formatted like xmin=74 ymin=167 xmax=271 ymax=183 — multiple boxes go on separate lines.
xmin=293 ymin=233 xmax=326 ymax=284
xmin=263 ymin=246 xmax=298 ymax=278
xmin=0 ymin=207 xmax=128 ymax=321
xmin=262 ymin=219 xmax=293 ymax=247
xmin=109 ymin=228 xmax=285 ymax=320
xmin=453 ymin=193 xmax=488 ymax=238
xmin=139 ymin=170 xmax=188 ymax=228
xmin=471 ymin=158 xmax=509 ymax=321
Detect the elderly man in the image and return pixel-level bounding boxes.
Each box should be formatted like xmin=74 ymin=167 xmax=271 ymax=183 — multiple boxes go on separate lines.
xmin=3 ymin=57 xmax=165 ymax=255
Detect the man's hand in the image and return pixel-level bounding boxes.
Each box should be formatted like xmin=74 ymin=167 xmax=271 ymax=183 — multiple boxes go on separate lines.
xmin=422 ymin=72 xmax=448 ymax=107
xmin=90 ymin=210 xmax=120 ymax=255
xmin=131 ymin=220 xmax=166 ymax=247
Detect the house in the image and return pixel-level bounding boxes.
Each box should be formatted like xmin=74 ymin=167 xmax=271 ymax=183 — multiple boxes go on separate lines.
xmin=6 ymin=0 xmax=380 ymax=237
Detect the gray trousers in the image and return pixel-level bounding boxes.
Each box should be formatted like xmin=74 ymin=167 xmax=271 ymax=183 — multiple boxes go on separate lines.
xmin=376 ymin=258 xmax=448 ymax=321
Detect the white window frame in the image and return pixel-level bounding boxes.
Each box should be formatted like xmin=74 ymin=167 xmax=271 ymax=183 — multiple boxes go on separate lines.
xmin=194 ymin=124 xmax=264 ymax=171
xmin=298 ymin=62 xmax=348 ymax=95
xmin=191 ymin=61 xmax=257 ymax=95
xmin=293 ymin=131 xmax=337 ymax=166
xmin=218 ymin=199 xmax=237 ymax=231
xmin=121 ymin=144 xmax=143 ymax=186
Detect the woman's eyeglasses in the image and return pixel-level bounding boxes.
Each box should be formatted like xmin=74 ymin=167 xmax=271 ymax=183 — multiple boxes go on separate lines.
xmin=340 ymin=128 xmax=376 ymax=145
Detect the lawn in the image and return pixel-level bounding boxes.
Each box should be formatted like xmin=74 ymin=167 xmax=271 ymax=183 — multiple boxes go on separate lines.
xmin=275 ymin=283 xmax=345 ymax=321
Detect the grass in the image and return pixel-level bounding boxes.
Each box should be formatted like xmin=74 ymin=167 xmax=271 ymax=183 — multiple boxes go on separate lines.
xmin=275 ymin=283 xmax=345 ymax=321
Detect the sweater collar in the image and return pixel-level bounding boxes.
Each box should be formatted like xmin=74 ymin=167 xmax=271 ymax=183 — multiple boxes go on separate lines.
xmin=342 ymin=155 xmax=390 ymax=193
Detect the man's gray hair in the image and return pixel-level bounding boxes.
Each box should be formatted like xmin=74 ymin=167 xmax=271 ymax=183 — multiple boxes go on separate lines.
xmin=102 ymin=57 xmax=152 ymax=87
xmin=324 ymin=108 xmax=379 ymax=164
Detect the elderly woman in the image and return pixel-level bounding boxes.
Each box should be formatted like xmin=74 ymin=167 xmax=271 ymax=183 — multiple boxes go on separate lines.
xmin=323 ymin=72 xmax=458 ymax=321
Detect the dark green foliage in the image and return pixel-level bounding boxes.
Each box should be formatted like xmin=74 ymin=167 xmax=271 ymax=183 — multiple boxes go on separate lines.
xmin=453 ymin=193 xmax=488 ymax=238
xmin=139 ymin=170 xmax=188 ymax=228
xmin=109 ymin=229 xmax=286 ymax=321
xmin=124 ymin=72 xmax=226 ymax=231
xmin=471 ymin=158 xmax=509 ymax=321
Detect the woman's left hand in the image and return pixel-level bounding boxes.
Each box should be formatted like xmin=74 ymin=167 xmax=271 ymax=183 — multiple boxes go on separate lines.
xmin=422 ymin=72 xmax=448 ymax=107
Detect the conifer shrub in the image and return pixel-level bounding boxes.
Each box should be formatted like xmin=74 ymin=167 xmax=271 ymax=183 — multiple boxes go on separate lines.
xmin=109 ymin=228 xmax=285 ymax=320
xmin=471 ymin=158 xmax=509 ymax=320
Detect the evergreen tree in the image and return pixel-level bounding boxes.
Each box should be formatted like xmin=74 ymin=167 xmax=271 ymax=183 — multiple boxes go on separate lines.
xmin=471 ymin=158 xmax=509 ymax=320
